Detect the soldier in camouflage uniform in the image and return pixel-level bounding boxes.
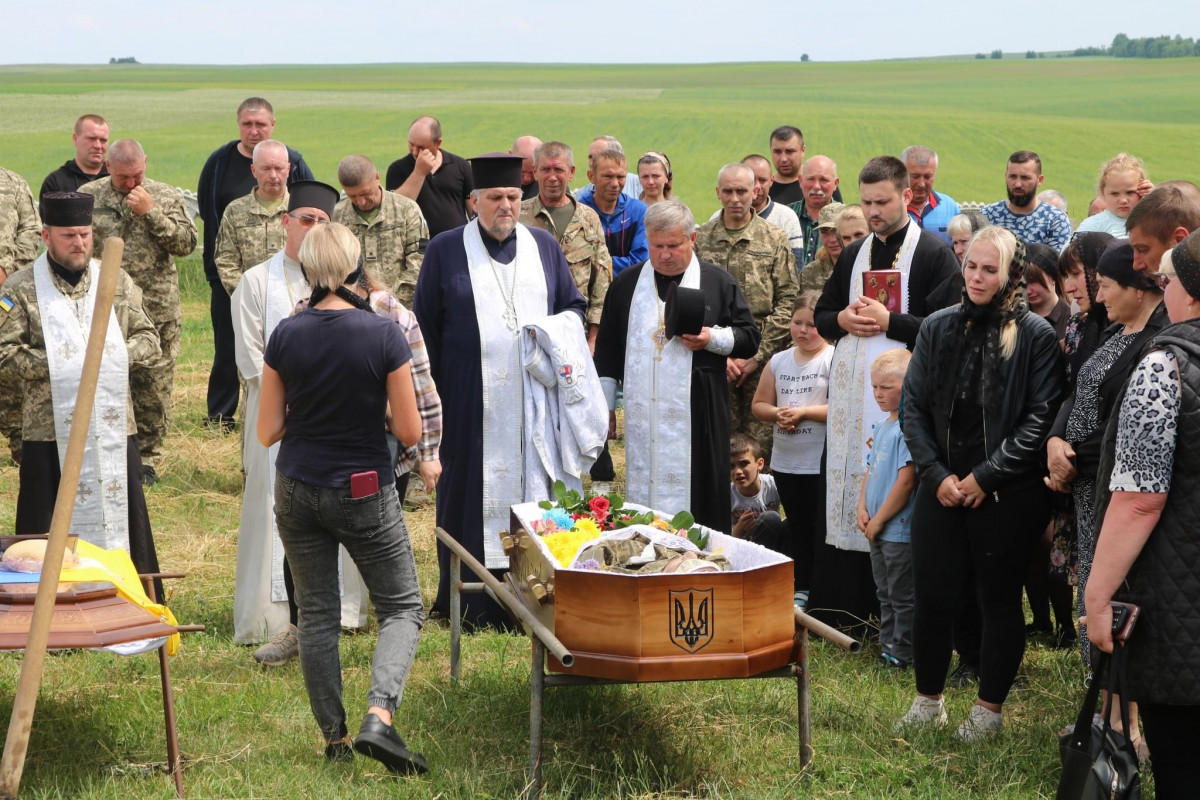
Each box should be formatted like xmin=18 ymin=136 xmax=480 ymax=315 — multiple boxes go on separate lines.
xmin=694 ymin=163 xmax=798 ymax=462
xmin=333 ymin=155 xmax=428 ymax=309
xmin=80 ymin=140 xmax=197 ymax=483
xmin=214 ymin=139 xmax=291 ymax=295
xmin=0 ymin=191 xmax=162 ymax=574
xmin=0 ymin=165 xmax=44 ymax=464
xmin=799 ymin=202 xmax=846 ymax=293
xmin=519 ymin=141 xmax=611 ymax=351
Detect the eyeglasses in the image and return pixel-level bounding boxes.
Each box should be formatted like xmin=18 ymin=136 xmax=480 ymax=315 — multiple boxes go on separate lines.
xmin=290 ymin=214 xmax=328 ymax=228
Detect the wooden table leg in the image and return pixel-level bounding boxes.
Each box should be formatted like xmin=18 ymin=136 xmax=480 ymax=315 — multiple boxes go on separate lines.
xmin=797 ymin=628 xmax=812 ymax=778
xmin=158 ymin=641 xmax=184 ymax=797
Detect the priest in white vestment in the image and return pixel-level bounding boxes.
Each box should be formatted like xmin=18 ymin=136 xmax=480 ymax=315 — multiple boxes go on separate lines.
xmin=231 ymin=181 xmax=369 ymax=661
xmin=413 ymin=154 xmax=589 ymax=630
xmin=812 ymin=156 xmax=960 ymax=629
xmin=0 ymin=191 xmax=162 ymax=577
xmin=593 ymin=200 xmax=760 ymax=531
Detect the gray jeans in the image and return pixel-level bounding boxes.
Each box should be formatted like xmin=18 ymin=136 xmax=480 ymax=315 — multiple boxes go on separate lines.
xmin=869 ymin=539 xmax=914 ymax=663
xmin=274 ymin=472 xmax=424 ymax=741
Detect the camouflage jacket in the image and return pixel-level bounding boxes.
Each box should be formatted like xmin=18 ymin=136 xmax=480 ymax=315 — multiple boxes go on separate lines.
xmin=215 ymin=189 xmax=288 ymax=295
xmin=694 ymin=214 xmax=798 ymax=362
xmin=0 ymin=167 xmax=41 ymax=277
xmin=0 ymin=259 xmax=161 ymax=441
xmin=520 ymin=194 xmax=611 ymax=326
xmin=79 ymin=176 xmax=197 ymax=324
xmin=333 ymin=190 xmax=428 ymax=308
xmin=799 ymin=250 xmax=836 ymax=293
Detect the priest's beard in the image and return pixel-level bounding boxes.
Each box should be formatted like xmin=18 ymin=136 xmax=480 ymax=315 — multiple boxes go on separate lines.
xmin=1007 ymin=187 xmax=1035 ymax=209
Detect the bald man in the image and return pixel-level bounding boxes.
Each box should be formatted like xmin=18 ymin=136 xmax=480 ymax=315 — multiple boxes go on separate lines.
xmin=214 ymin=139 xmax=291 ymax=295
xmin=385 ymin=115 xmax=474 ymax=237
xmin=788 ymin=156 xmax=840 ymax=264
xmin=510 ymin=135 xmax=543 ymax=200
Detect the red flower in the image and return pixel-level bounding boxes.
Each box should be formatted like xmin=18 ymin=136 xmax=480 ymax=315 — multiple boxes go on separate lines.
xmin=588 ymin=496 xmax=611 ymax=515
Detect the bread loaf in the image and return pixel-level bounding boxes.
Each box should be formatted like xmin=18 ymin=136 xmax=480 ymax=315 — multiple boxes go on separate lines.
xmin=1 ymin=540 xmax=78 ymax=573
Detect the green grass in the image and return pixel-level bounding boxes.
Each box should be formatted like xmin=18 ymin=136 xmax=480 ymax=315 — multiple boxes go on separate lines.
xmin=1 ymin=58 xmax=1199 ymax=229
xmin=0 ymin=59 xmax=1175 ymax=797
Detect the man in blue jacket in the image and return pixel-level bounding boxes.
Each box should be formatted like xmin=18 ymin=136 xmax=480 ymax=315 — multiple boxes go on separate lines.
xmin=197 ymin=97 xmax=313 ymax=431
xmin=576 ymin=149 xmax=647 ymax=277
xmin=902 ymin=145 xmax=959 ymax=248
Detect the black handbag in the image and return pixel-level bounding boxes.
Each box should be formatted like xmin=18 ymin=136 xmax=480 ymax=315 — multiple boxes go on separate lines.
xmin=1056 ymin=643 xmax=1141 ymax=800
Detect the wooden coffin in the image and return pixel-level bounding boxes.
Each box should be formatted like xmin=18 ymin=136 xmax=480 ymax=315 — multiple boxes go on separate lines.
xmin=506 ymin=502 xmax=799 ymax=682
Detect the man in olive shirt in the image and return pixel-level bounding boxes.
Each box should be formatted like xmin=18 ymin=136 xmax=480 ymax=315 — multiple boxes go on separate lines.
xmin=333 ymin=155 xmax=428 ymax=308
xmin=214 ymin=139 xmax=291 ymax=295
xmin=519 ymin=141 xmax=611 ymax=351
xmin=0 ymin=164 xmax=42 ymax=464
xmin=695 ymin=163 xmax=798 ymax=459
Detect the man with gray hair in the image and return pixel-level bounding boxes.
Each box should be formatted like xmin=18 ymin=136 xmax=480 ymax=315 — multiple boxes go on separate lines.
xmin=902 ymin=145 xmax=959 ymax=246
xmin=509 ymin=135 xmax=543 ymax=200
xmin=595 ymin=199 xmax=760 ymax=531
xmin=81 ymin=139 xmax=197 ymax=485
xmin=214 ymin=139 xmax=291 ymax=295
xmin=789 ymin=155 xmax=840 ymax=265
xmin=333 ymin=154 xmax=428 ymax=308
xmin=695 ymin=163 xmax=798 ymax=460
xmin=1037 ymin=189 xmax=1068 ymax=214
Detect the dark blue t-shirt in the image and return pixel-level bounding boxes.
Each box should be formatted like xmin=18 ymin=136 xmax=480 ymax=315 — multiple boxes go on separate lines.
xmin=263 ymin=307 xmax=412 ymax=488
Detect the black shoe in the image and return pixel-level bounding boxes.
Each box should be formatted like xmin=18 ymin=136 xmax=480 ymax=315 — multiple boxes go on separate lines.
xmin=141 ymin=464 xmax=159 ymax=487
xmin=947 ymin=660 xmax=979 ymax=688
xmin=353 ymin=714 xmax=428 ymax=775
xmin=1054 ymin=626 xmax=1078 ymax=650
xmin=1025 ymin=622 xmax=1053 ymax=639
xmin=324 ymin=736 xmax=354 ymax=763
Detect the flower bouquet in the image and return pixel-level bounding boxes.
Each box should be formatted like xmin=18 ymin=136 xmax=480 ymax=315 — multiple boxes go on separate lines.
xmin=532 ymin=480 xmax=712 ymax=570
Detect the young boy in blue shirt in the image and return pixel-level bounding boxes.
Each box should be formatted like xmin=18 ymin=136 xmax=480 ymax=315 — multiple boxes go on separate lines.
xmin=857 ymin=349 xmax=917 ymax=668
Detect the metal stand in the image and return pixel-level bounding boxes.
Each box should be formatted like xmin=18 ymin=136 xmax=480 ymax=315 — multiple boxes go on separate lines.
xmin=436 ymin=527 xmax=858 ymax=799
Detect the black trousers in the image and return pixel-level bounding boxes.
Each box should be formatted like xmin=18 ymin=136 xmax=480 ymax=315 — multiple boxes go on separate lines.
xmin=773 ymin=470 xmax=823 ymax=591
xmin=1140 ymin=702 xmax=1200 ymax=799
xmin=911 ymin=481 xmax=1048 ymax=704
xmin=206 ymin=279 xmax=239 ymax=421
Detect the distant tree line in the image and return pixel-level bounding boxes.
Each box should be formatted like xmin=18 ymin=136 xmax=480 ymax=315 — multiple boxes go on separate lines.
xmin=1074 ymin=33 xmax=1200 ymax=58
xmin=109 ymin=56 xmax=139 ymax=64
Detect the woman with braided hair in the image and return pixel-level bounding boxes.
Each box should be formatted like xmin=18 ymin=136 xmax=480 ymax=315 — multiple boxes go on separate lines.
xmin=895 ymin=226 xmax=1065 ymax=739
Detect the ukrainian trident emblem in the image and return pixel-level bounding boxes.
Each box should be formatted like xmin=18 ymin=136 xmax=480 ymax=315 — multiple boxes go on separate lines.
xmin=669 ymin=588 xmax=713 ymax=653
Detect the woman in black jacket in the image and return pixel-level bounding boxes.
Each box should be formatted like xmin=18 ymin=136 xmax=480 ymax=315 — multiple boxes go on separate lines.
xmin=896 ymin=226 xmax=1065 ymax=740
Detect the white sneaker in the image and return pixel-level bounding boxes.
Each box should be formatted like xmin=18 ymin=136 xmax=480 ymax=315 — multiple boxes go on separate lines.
xmin=894 ymin=695 xmax=947 ymax=731
xmin=252 ymin=624 xmax=299 ymax=667
xmin=955 ymin=704 xmax=1003 ymax=741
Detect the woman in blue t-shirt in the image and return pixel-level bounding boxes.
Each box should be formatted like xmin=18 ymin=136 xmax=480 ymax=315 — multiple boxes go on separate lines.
xmin=258 ymin=223 xmax=427 ymax=774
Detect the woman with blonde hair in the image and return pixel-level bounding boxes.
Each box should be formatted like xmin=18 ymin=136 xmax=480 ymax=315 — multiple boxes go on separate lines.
xmin=897 ymin=226 xmax=1065 ymax=739
xmin=258 ymin=222 xmax=428 ymax=773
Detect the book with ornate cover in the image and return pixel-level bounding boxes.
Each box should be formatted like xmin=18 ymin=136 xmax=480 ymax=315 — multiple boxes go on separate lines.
xmin=863 ymin=269 xmax=903 ymax=313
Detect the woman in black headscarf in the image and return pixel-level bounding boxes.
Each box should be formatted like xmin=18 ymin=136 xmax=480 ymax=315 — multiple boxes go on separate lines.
xmin=897 ymin=226 xmax=1065 ymax=740
xmin=1060 ymin=232 xmax=1118 ymax=385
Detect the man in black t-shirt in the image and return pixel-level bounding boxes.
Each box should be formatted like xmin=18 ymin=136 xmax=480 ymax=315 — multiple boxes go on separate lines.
xmin=39 ymin=114 xmax=110 ymax=212
xmin=385 ymin=115 xmax=474 ymax=237
xmin=197 ymin=97 xmax=313 ymax=430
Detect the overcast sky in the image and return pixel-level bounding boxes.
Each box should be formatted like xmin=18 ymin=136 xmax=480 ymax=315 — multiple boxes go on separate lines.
xmin=5 ymin=1 xmax=1197 ymax=64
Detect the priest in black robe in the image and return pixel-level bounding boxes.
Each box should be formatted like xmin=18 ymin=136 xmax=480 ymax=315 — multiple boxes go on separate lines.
xmin=413 ymin=155 xmax=586 ymax=629
xmin=594 ymin=200 xmax=760 ymax=533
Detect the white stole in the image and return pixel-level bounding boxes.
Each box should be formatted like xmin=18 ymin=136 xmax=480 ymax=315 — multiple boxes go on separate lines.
xmin=34 ymin=254 xmax=130 ymax=551
xmin=825 ymin=222 xmax=920 ymax=552
xmin=622 ymin=258 xmax=699 ymax=516
xmin=263 ymin=251 xmax=307 ymax=602
xmin=465 ymin=221 xmax=548 ymax=568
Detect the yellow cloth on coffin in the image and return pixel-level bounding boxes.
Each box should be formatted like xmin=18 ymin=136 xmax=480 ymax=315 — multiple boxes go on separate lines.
xmin=59 ymin=540 xmax=181 ymax=655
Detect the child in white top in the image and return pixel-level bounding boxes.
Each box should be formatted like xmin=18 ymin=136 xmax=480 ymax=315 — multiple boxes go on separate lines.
xmin=751 ymin=291 xmax=832 ymax=605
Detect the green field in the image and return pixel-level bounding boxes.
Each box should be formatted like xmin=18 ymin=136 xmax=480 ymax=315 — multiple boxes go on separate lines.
xmin=2 ymin=57 xmax=1199 ymax=228
xmin=0 ymin=60 xmax=1184 ymax=798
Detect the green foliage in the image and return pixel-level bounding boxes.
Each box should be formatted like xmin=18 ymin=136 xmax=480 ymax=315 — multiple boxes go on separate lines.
xmin=991 ymin=49 xmax=1003 ymax=59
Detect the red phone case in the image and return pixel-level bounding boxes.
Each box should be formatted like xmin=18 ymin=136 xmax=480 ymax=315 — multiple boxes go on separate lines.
xmin=350 ymin=471 xmax=379 ymax=499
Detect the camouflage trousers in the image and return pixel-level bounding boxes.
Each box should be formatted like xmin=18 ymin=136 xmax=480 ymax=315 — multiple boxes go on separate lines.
xmin=0 ymin=368 xmax=20 ymax=463
xmin=133 ymin=317 xmax=181 ymax=467
xmin=730 ymin=367 xmax=774 ymax=467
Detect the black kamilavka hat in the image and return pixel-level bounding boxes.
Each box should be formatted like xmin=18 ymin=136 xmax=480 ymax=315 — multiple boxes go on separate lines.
xmin=665 ymin=283 xmax=705 ymax=338
xmin=42 ymin=192 xmax=94 ymax=226
xmin=287 ymin=180 xmax=339 ymax=216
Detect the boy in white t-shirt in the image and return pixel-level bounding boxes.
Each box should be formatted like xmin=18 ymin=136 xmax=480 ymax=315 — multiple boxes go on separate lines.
xmin=730 ymin=433 xmax=785 ymax=551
